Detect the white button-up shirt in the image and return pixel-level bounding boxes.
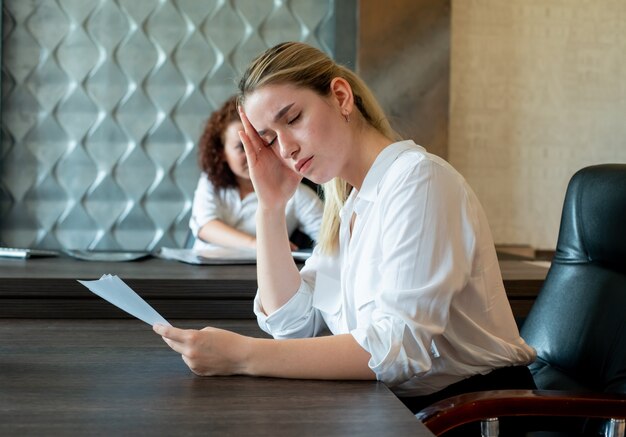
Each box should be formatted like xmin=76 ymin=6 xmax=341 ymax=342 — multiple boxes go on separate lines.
xmin=254 ymin=140 xmax=535 ymax=397
xmin=190 ymin=174 xmax=323 ymax=250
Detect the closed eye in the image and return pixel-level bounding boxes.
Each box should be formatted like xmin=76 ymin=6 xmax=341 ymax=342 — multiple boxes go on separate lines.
xmin=287 ymin=113 xmax=301 ymax=125
xmin=265 ymin=137 xmax=276 ymax=147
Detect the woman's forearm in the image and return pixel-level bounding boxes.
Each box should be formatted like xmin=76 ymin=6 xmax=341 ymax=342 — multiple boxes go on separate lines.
xmin=154 ymin=325 xmax=375 ymax=380
xmin=198 ymin=220 xmax=256 ymax=249
xmin=243 ymin=333 xmax=376 ymax=380
xmin=256 ymin=206 xmax=302 ymax=314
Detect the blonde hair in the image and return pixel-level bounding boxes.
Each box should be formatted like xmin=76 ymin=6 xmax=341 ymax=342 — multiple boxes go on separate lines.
xmin=238 ymin=42 xmax=398 ymax=254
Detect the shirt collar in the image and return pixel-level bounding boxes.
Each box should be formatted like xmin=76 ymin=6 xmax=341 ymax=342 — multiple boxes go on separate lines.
xmin=356 ymin=140 xmax=420 ymax=202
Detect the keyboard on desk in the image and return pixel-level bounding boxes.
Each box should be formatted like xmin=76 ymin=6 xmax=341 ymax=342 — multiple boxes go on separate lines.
xmin=0 ymin=247 xmax=60 ymax=259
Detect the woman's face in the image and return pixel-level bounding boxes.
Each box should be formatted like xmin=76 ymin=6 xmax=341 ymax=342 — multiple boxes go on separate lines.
xmin=243 ymin=83 xmax=350 ymax=185
xmin=222 ymin=121 xmax=249 ymax=181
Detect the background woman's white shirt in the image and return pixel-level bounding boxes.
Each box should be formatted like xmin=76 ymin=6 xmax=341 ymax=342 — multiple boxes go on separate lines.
xmin=189 ymin=174 xmax=323 ymax=250
xmin=253 ymin=140 xmax=536 ymax=397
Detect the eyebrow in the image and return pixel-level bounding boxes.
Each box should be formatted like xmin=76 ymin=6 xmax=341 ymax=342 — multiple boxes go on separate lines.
xmin=257 ymin=103 xmax=295 ymax=136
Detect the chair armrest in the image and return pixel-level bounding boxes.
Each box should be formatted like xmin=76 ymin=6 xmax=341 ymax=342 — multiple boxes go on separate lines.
xmin=416 ymin=389 xmax=626 ymax=436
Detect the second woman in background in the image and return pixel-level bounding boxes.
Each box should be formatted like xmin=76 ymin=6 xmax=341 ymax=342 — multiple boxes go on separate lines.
xmin=189 ymin=96 xmax=323 ymax=251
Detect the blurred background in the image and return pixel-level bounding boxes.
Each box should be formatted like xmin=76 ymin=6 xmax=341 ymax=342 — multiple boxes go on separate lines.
xmin=1 ymin=0 xmax=625 ymax=256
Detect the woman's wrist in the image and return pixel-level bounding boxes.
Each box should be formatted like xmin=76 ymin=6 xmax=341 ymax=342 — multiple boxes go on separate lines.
xmin=256 ymin=205 xmax=289 ymax=229
xmin=246 ymin=235 xmax=257 ymax=249
xmin=239 ymin=336 xmax=260 ymax=376
xmin=257 ymin=202 xmax=288 ymax=215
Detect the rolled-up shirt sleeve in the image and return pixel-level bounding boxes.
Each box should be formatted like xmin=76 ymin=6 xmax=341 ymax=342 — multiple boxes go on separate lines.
xmin=253 ymin=248 xmax=329 ymax=339
xmin=349 ymin=159 xmax=477 ymax=387
xmin=253 ymin=280 xmax=317 ymax=338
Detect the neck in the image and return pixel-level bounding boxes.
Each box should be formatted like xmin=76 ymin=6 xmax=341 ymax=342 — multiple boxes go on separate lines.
xmin=237 ymin=178 xmax=254 ymax=199
xmin=341 ymin=126 xmax=393 ymax=191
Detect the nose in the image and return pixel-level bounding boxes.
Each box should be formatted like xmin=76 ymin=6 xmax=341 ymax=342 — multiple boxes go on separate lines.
xmin=278 ymin=131 xmax=299 ymax=160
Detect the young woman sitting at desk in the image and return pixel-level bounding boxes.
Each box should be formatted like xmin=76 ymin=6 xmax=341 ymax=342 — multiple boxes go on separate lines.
xmin=189 ymin=95 xmax=322 ymax=251
xmin=155 ymin=42 xmax=536 ymax=414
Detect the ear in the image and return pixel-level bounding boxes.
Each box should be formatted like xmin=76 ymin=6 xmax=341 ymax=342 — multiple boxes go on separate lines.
xmin=329 ymin=77 xmax=354 ymax=116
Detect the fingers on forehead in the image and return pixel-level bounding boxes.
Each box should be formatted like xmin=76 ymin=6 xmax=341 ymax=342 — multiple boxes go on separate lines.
xmin=237 ymin=106 xmax=252 ymax=126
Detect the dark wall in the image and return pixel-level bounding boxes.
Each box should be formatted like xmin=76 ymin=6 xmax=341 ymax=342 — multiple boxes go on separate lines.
xmin=358 ymin=0 xmax=451 ymax=158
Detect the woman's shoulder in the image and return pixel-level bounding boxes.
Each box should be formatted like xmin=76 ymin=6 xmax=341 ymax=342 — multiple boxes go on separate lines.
xmin=384 ymin=142 xmax=468 ymax=189
xmin=197 ymin=173 xmax=241 ymax=200
xmin=198 ymin=172 xmax=218 ymax=189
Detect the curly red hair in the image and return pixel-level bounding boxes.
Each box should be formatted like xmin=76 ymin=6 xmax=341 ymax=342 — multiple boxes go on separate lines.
xmin=198 ymin=96 xmax=241 ymax=190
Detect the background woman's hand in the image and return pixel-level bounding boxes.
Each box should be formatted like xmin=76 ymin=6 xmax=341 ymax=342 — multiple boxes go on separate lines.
xmin=238 ymin=108 xmax=302 ymax=210
xmin=154 ymin=324 xmax=249 ymax=376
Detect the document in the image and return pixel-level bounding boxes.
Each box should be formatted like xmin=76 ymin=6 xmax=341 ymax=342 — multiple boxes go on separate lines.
xmin=78 ymin=274 xmax=170 ymax=326
xmin=156 ymin=247 xmax=312 ymax=265
xmin=156 ymin=247 xmax=256 ymax=265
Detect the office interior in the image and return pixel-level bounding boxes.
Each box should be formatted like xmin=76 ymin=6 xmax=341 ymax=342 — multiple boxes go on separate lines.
xmin=3 ymin=0 xmax=625 ymax=256
xmin=1 ymin=0 xmax=625 ymax=435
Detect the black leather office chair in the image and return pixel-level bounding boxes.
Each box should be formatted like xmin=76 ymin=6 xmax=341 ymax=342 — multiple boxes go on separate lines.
xmin=418 ymin=164 xmax=626 ymax=436
xmin=522 ymin=164 xmax=626 ymax=395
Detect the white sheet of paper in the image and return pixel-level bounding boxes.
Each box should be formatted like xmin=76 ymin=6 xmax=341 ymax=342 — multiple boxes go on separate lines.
xmin=156 ymin=247 xmax=312 ymax=265
xmin=77 ymin=274 xmax=170 ymax=326
xmin=156 ymin=247 xmax=256 ymax=265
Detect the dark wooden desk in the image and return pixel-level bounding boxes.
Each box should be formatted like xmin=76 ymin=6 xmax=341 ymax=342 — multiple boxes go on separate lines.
xmin=0 ymin=257 xmax=256 ymax=319
xmin=0 ymin=319 xmax=433 ymax=436
xmin=0 ymin=256 xmax=548 ymax=435
xmin=0 ymin=256 xmax=549 ymax=319
xmin=498 ymin=260 xmax=550 ymax=319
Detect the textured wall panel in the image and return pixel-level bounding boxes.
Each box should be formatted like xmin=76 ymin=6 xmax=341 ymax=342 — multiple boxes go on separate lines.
xmin=449 ymin=0 xmax=626 ymax=250
xmin=0 ymin=0 xmax=345 ymax=250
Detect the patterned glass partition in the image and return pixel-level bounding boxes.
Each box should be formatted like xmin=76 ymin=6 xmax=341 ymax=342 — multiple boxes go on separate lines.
xmin=0 ymin=0 xmax=355 ymax=250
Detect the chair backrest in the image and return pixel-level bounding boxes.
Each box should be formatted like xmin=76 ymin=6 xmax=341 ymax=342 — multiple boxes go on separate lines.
xmin=521 ymin=164 xmax=626 ymax=394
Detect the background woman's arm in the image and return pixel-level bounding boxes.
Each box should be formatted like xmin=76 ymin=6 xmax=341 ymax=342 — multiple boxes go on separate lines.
xmin=197 ymin=219 xmax=256 ymax=249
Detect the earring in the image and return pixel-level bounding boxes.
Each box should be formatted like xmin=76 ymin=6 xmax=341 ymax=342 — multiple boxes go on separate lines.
xmin=343 ymin=111 xmax=350 ymax=123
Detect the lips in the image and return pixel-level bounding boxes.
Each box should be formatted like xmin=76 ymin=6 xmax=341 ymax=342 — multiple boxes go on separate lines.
xmin=295 ymin=156 xmax=313 ymax=173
